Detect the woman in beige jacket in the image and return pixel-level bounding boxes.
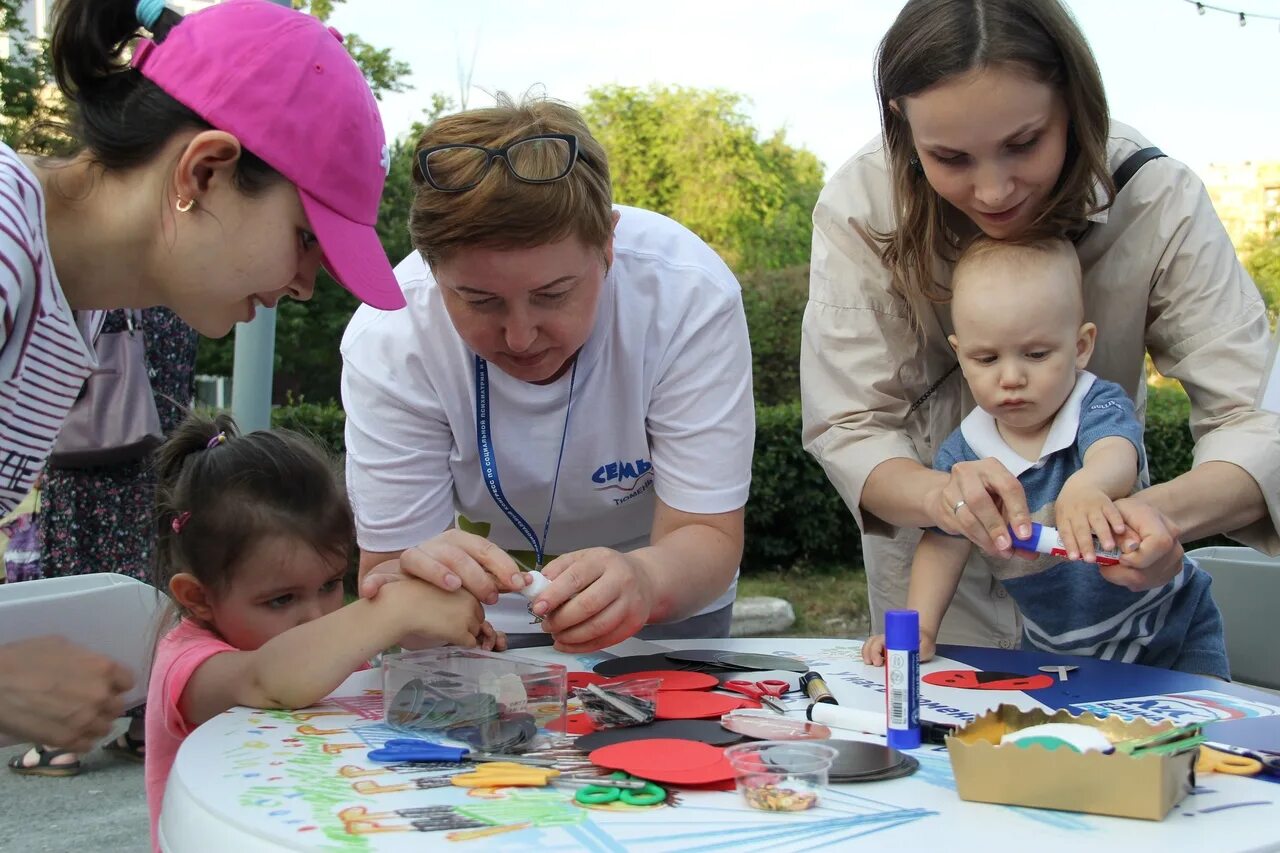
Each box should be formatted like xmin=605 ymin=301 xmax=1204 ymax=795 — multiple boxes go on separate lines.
xmin=801 ymin=0 xmax=1280 ymax=649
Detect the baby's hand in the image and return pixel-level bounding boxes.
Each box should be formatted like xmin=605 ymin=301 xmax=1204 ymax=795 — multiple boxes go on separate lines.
xmin=860 ymin=631 xmax=937 ymax=666
xmin=379 ymin=578 xmax=484 ymax=649
xmin=861 ymin=634 xmax=887 ymax=666
xmin=1055 ymin=474 xmax=1128 ymax=563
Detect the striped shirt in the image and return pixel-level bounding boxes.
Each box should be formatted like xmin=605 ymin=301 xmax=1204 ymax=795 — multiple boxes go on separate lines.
xmin=0 ymin=143 xmax=97 ymax=514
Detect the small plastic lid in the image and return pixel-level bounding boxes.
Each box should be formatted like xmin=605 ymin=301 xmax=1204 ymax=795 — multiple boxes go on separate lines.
xmin=884 ymin=609 xmax=920 ymax=651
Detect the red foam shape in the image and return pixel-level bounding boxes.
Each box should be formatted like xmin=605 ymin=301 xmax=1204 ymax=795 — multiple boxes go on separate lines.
xmin=605 ymin=670 xmax=719 ymax=692
xmin=655 ymin=691 xmax=756 ymax=719
xmin=546 ymin=712 xmax=595 ymax=735
xmin=630 ymin=756 xmax=736 ymax=786
xmin=671 ymin=775 xmax=738 ymax=791
xmin=568 ymin=672 xmax=610 ymax=690
xmin=589 ymin=738 xmax=724 ymax=775
xmin=922 ymin=669 xmax=1054 ymax=691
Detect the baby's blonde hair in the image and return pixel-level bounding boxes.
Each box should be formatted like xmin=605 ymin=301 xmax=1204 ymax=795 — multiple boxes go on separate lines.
xmin=951 ymin=236 xmax=1084 ymax=324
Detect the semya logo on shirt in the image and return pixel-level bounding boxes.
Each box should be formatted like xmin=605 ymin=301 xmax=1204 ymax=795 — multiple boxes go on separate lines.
xmin=591 ymin=458 xmax=655 ymax=506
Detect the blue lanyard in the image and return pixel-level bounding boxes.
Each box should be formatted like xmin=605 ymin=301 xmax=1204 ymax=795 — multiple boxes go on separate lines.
xmin=474 ymin=354 xmax=578 ymax=570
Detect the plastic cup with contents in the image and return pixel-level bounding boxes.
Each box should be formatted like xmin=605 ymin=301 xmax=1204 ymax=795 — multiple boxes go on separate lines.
xmin=573 ymin=678 xmax=660 ymax=729
xmin=723 ymin=740 xmax=838 ymax=812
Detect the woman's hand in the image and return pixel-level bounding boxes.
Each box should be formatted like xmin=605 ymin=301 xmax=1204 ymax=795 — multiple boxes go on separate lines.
xmin=1098 ymin=499 xmax=1184 ymax=591
xmin=359 ymin=530 xmax=526 ymax=603
xmin=926 ymin=458 xmax=1033 ymax=558
xmin=534 ymin=548 xmax=657 ymax=653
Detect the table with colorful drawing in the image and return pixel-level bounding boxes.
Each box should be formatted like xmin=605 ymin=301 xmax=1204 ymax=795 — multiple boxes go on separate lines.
xmin=158 ymin=638 xmax=1280 ymax=852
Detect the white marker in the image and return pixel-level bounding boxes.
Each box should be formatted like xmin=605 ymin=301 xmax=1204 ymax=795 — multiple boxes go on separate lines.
xmin=806 ymin=702 xmax=957 ymax=746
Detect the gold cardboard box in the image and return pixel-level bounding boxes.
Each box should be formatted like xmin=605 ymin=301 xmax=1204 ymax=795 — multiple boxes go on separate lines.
xmin=946 ymin=704 xmax=1197 ymax=820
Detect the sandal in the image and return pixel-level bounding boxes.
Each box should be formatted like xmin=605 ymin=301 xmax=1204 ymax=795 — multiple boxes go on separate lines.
xmin=102 ymin=730 xmax=146 ymax=763
xmin=7 ymin=745 xmax=82 ymax=777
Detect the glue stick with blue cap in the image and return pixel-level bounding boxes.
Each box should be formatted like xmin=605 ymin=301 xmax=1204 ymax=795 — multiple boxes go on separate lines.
xmin=883 ymin=609 xmax=921 ymax=749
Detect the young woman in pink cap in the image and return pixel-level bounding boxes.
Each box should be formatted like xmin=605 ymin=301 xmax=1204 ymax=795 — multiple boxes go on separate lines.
xmin=0 ymin=0 xmax=516 ymax=773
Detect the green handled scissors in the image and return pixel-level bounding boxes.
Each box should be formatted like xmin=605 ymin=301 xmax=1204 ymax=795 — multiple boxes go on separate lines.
xmin=574 ymin=771 xmax=666 ymax=806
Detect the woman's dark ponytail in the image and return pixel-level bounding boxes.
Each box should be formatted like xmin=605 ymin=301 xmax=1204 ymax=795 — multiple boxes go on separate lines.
xmin=44 ymin=0 xmax=279 ymax=191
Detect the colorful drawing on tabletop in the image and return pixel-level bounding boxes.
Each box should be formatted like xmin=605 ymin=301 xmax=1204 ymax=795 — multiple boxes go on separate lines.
xmin=330 ymin=689 xmax=387 ymax=720
xmin=237 ymin=728 xmax=378 ymax=848
xmin=1069 ymin=690 xmax=1280 ymax=724
xmin=922 ymin=670 xmax=1054 ymax=691
xmin=454 ymin=788 xmax=589 ymax=827
xmin=339 ymin=805 xmax=486 ymax=836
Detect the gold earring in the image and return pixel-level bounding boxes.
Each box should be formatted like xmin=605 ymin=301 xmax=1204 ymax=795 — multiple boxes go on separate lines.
xmin=176 ymin=196 xmax=196 ymax=213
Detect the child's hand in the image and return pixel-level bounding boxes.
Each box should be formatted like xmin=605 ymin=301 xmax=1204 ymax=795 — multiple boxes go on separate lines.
xmin=860 ymin=631 xmax=937 ymax=666
xmin=378 ymin=579 xmax=485 ymax=648
xmin=477 ymin=622 xmax=507 ymax=652
xmin=1055 ymin=474 xmax=1128 ymax=563
xmin=861 ymin=634 xmax=887 ymax=666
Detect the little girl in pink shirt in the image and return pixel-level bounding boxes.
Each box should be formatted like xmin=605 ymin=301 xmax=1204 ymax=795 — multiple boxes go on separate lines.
xmin=144 ymin=413 xmax=507 ymax=851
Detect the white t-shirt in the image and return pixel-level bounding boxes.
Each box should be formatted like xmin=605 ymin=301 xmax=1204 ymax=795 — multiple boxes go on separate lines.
xmin=341 ymin=206 xmax=755 ymax=632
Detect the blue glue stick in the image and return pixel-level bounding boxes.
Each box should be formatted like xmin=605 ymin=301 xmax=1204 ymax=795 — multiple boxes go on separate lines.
xmin=884 ymin=609 xmax=921 ymax=749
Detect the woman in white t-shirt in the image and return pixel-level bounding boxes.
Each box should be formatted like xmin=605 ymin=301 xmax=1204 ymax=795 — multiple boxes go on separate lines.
xmin=343 ymin=95 xmax=755 ymax=652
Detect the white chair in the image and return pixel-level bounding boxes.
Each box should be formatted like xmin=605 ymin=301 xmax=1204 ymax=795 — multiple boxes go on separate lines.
xmin=1187 ymin=546 xmax=1280 ymax=690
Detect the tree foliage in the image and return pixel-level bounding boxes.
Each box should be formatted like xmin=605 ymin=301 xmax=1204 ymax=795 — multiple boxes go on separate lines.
xmin=0 ymin=0 xmax=70 ymax=154
xmin=1240 ymin=231 xmax=1280 ymax=328
xmin=582 ymin=84 xmax=823 ymax=272
xmin=291 ymin=0 xmax=409 ymax=99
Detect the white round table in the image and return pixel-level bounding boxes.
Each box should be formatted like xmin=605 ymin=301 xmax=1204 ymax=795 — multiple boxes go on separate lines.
xmin=160 ymin=637 xmax=1280 ymax=851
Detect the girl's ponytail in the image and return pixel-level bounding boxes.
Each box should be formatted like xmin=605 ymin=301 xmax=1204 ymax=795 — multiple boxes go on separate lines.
xmin=153 ymin=410 xmax=237 ymax=500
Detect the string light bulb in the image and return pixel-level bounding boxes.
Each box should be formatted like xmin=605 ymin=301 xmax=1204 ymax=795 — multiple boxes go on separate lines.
xmin=1182 ymin=0 xmax=1280 ymax=30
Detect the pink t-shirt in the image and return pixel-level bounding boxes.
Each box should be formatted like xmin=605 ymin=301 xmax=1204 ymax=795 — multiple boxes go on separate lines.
xmin=144 ymin=619 xmax=236 ymax=852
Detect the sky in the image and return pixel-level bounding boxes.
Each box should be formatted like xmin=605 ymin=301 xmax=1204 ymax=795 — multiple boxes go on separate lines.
xmin=329 ymin=0 xmax=1279 ymax=180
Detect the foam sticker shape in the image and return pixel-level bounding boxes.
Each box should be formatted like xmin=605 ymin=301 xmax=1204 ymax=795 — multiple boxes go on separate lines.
xmin=825 ymin=739 xmax=905 ymax=776
xmin=830 ymin=753 xmax=920 ymax=784
xmin=922 ymin=669 xmax=1054 ymax=691
xmin=589 ymin=738 xmax=736 ymax=785
xmin=590 ymin=738 xmax=723 ymax=773
xmin=546 ymin=712 xmax=595 ymax=735
xmin=594 ymin=653 xmax=718 ymax=678
xmin=604 ymin=671 xmax=719 ymax=692
xmin=575 ymin=719 xmax=744 ymax=752
xmin=567 ymin=672 xmax=609 ymax=690
xmin=655 ymin=691 xmax=756 ymax=720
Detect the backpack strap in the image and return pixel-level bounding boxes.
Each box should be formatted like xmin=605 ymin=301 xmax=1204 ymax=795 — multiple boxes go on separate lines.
xmin=1113 ymin=146 xmax=1166 ymax=194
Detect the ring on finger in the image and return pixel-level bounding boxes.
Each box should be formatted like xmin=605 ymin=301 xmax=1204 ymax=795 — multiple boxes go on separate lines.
xmin=952 ymin=499 xmax=967 ymax=515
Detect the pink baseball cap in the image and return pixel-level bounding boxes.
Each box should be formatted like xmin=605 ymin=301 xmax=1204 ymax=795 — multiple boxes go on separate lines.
xmin=131 ymin=0 xmax=405 ymax=310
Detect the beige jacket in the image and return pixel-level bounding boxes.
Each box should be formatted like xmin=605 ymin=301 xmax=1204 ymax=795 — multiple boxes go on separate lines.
xmin=801 ymin=122 xmax=1280 ymax=649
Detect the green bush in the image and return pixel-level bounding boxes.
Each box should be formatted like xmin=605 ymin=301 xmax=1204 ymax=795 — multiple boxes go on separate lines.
xmin=271 ymin=399 xmax=346 ymax=457
xmin=1144 ymin=383 xmax=1193 ymax=486
xmin=744 ymin=402 xmax=861 ymax=572
xmin=740 ymin=265 xmax=807 ymax=407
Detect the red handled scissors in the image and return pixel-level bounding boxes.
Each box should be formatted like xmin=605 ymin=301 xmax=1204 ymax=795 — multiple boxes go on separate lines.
xmin=722 ymin=679 xmax=790 ymax=701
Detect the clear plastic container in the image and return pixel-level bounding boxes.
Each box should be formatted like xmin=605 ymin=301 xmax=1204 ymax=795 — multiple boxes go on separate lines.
xmin=723 ymin=740 xmax=838 ymax=812
xmin=573 ymin=677 xmax=660 ymax=729
xmin=382 ymin=647 xmax=567 ymax=752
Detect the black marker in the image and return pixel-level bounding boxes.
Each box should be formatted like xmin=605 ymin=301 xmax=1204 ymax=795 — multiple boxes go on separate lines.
xmin=799 ymin=670 xmax=838 ymax=705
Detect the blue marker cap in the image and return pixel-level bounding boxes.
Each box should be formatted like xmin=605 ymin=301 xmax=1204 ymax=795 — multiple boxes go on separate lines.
xmin=884 ymin=609 xmax=919 ymax=650
xmin=1008 ymin=521 xmax=1044 ymax=551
